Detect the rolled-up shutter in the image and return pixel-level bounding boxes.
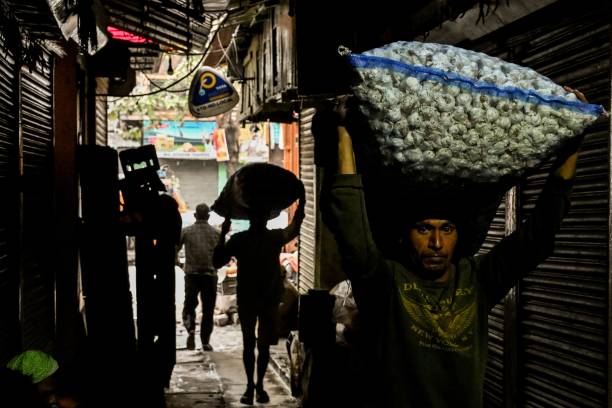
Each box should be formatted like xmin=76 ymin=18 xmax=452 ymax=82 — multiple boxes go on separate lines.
xmin=0 ymin=46 xmax=19 ymax=365
xmin=298 ymin=108 xmax=317 ymax=293
xmin=20 ymin=55 xmax=56 ymax=352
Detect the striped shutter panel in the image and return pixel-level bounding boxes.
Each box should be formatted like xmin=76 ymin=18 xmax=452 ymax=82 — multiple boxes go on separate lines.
xmin=518 ymin=122 xmax=608 ymax=407
xmin=298 ymin=108 xmax=317 ymax=293
xmin=20 ymin=55 xmax=56 ymax=352
xmin=464 ymin=3 xmax=610 ymax=406
xmin=481 ymin=199 xmax=507 ymax=407
xmin=518 ymin=125 xmax=609 ymax=408
xmin=0 ymin=46 xmax=19 ymax=365
xmin=95 ymin=98 xmax=107 ymax=146
xmin=514 ymin=9 xmax=610 ymax=407
xmin=96 ymin=78 xmax=108 ymax=146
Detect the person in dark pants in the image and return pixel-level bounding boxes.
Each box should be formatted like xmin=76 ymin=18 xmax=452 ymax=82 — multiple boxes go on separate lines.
xmin=213 ymin=196 xmax=305 ymax=405
xmin=178 ymin=203 xmax=220 ymax=351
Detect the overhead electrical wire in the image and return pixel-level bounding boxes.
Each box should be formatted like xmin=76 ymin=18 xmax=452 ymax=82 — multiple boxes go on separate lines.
xmin=215 ymin=25 xmax=241 ymax=77
xmin=103 ymin=12 xmax=229 ymax=99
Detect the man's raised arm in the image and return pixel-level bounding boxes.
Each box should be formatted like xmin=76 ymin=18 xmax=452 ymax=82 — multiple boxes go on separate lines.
xmin=323 ymin=104 xmax=383 ymax=280
xmin=213 ymin=218 xmax=232 ymax=269
xmin=281 ymin=193 xmax=306 ymax=243
xmin=478 ymin=87 xmax=586 ymax=307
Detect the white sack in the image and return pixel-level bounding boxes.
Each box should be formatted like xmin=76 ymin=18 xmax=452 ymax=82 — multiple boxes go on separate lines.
xmin=345 ymin=41 xmax=606 ymax=184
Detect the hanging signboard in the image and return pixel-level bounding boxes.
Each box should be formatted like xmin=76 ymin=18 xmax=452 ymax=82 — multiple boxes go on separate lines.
xmin=188 ymin=66 xmax=239 ymax=118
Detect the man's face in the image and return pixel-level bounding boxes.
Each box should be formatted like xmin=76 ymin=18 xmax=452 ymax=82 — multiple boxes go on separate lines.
xmin=408 ymin=219 xmax=458 ymax=279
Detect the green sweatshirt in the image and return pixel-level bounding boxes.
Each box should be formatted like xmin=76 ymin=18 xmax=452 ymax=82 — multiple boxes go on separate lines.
xmin=327 ymin=174 xmax=572 ymax=408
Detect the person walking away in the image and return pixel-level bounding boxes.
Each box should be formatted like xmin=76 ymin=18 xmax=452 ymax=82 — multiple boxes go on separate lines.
xmin=213 ymin=194 xmax=305 ymax=405
xmin=177 ymin=203 xmax=220 ymax=351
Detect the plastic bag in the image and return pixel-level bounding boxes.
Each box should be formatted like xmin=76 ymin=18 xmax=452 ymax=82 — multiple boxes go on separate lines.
xmin=330 ymin=280 xmax=359 ymax=345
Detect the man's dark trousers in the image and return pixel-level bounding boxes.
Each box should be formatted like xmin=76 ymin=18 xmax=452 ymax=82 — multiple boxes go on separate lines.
xmin=182 ymin=274 xmax=218 ymax=345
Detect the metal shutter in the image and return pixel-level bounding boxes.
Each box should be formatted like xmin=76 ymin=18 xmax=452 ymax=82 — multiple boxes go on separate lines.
xmin=0 ymin=45 xmax=19 ymax=364
xmin=515 ymin=9 xmax=610 ymax=407
xmin=519 ymin=123 xmax=609 ymax=408
xmin=95 ymin=98 xmax=107 ymax=146
xmin=481 ymin=199 xmax=507 ymax=407
xmin=464 ymin=3 xmax=610 ymax=406
xmin=298 ymin=108 xmax=317 ymax=293
xmin=20 ymin=55 xmax=56 ymax=352
xmin=96 ymin=78 xmax=108 ymax=146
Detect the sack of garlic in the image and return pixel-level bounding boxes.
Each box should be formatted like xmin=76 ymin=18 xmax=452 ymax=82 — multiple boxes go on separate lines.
xmin=342 ymin=41 xmax=606 ymax=184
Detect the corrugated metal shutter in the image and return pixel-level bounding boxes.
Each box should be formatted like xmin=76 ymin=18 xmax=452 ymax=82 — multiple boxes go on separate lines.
xmin=0 ymin=46 xmax=19 ymax=364
xmin=462 ymin=0 xmax=610 ymax=407
xmin=519 ymin=122 xmax=608 ymax=408
xmin=95 ymin=98 xmax=107 ymax=146
xmin=481 ymin=199 xmax=507 ymax=407
xmin=96 ymin=78 xmax=108 ymax=146
xmin=464 ymin=3 xmax=610 ymax=406
xmin=515 ymin=9 xmax=609 ymax=408
xmin=298 ymin=108 xmax=317 ymax=293
xmin=20 ymin=55 xmax=56 ymax=352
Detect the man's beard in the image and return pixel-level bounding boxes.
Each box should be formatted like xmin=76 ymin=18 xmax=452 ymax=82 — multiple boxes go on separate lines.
xmin=405 ymin=250 xmax=449 ymax=281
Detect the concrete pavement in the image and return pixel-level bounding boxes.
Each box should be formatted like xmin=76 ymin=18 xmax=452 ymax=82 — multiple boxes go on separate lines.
xmin=166 ymin=324 xmax=299 ymax=408
xmin=128 ymin=260 xmax=298 ymax=407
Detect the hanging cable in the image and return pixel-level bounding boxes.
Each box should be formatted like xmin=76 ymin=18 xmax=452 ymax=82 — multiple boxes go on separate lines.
xmin=140 ymin=52 xmax=206 ymax=94
xmin=100 ymin=12 xmax=228 ymax=98
xmin=99 ymin=51 xmax=204 ymax=97
xmin=215 ymin=26 xmax=241 ymax=75
xmin=142 ymin=70 xmax=191 ymax=93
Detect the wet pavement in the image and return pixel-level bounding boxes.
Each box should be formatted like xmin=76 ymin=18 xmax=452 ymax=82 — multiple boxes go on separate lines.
xmin=166 ymin=324 xmax=299 ymax=408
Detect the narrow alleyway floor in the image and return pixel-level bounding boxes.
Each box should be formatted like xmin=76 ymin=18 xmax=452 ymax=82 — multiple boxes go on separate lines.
xmin=166 ymin=324 xmax=299 ymax=408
